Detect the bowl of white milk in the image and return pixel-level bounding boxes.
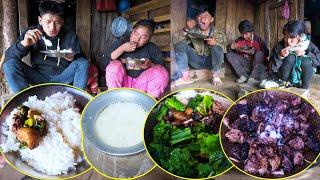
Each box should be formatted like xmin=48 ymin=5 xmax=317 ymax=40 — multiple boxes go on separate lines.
xmin=82 ymin=88 xmax=156 ymax=156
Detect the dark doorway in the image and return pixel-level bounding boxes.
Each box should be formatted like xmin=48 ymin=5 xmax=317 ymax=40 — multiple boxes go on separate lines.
xmin=28 ymin=0 xmax=77 ymax=33
xmin=304 ymin=0 xmax=320 ymax=73
xmin=305 ymin=0 xmax=320 ymax=48
xmin=187 ymin=0 xmax=216 ymax=20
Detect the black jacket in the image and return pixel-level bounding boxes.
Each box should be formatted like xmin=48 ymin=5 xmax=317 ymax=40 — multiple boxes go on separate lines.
xmin=271 ymin=40 xmax=320 ymax=72
xmin=102 ymin=37 xmax=165 ymax=78
xmin=5 ymin=25 xmax=86 ymax=76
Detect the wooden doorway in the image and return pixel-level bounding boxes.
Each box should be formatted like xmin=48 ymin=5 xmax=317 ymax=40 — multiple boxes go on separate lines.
xmin=304 ymin=0 xmax=320 ymax=49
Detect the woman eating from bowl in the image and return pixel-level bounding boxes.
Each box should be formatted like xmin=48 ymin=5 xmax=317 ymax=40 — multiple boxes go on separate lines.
xmin=271 ymin=20 xmax=320 ymax=89
xmin=103 ymin=19 xmax=169 ymax=98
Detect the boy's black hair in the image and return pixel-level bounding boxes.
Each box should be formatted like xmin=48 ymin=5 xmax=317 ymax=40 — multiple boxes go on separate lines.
xmin=238 ymin=20 xmax=254 ymax=33
xmin=196 ymin=4 xmax=214 ymax=17
xmin=133 ymin=19 xmax=156 ymax=35
xmin=39 ymin=0 xmax=64 ymax=18
xmin=283 ymin=20 xmax=306 ymax=38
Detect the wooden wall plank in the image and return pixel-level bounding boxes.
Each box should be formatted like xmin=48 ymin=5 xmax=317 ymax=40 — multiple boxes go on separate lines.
xmin=149 ymin=6 xmax=170 ymax=18
xmin=290 ymin=0 xmax=298 ymax=20
xmin=298 ymin=0 xmax=305 ymax=21
xmin=99 ymin=12 xmax=107 ymax=61
xmin=77 ymin=0 xmax=91 ymax=57
xmin=151 ymin=34 xmax=170 ymax=47
xmin=226 ymin=0 xmax=237 ymax=44
xmin=259 ymin=1 xmax=266 ymax=42
xmin=246 ymin=0 xmax=255 ymax=25
xmin=171 ymin=0 xmax=186 ymax=39
xmin=269 ymin=0 xmax=278 ymax=50
xmin=0 ymin=1 xmax=3 ymax=53
xmin=129 ymin=12 xmax=148 ymax=21
xmin=264 ymin=0 xmax=270 ymax=50
xmin=153 ymin=14 xmax=170 ymax=22
xmin=127 ymin=0 xmax=170 ymax=15
xmin=18 ymin=0 xmax=28 ymax=34
xmin=90 ymin=0 xmax=101 ymax=63
xmin=215 ymin=0 xmax=227 ymax=34
xmin=235 ymin=0 xmax=244 ymax=37
xmin=171 ymin=0 xmax=187 ymax=74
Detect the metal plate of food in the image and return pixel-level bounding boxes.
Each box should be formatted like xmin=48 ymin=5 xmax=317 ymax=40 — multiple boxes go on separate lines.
xmin=40 ymin=49 xmax=78 ymax=58
xmin=220 ymin=89 xmax=320 ymax=179
xmin=144 ymin=89 xmax=233 ymax=179
xmin=123 ymin=57 xmax=145 ymax=70
xmin=183 ymin=28 xmax=211 ymax=40
xmin=0 ymin=84 xmax=92 ymax=179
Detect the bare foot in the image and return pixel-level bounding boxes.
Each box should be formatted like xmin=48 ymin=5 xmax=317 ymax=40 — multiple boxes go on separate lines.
xmin=212 ymin=77 xmax=222 ymax=86
xmin=173 ymin=78 xmax=194 ymax=86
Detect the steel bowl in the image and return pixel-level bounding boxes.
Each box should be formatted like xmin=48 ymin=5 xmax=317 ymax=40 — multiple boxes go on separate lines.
xmin=0 ymin=84 xmax=92 ymax=179
xmin=111 ymin=16 xmax=133 ymax=38
xmin=82 ymin=88 xmax=156 ymax=156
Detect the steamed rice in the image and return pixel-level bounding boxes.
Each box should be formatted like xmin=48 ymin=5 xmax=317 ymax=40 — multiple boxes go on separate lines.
xmin=1 ymin=92 xmax=82 ymax=175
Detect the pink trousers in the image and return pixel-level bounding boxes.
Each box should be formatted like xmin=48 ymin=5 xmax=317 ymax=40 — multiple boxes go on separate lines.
xmin=105 ymin=60 xmax=169 ymax=98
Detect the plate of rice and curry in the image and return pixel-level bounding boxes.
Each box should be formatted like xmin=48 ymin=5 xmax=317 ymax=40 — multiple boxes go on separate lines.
xmin=0 ymin=84 xmax=92 ymax=179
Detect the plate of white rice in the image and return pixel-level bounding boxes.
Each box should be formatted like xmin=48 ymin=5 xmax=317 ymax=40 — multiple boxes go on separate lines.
xmin=0 ymin=84 xmax=92 ymax=179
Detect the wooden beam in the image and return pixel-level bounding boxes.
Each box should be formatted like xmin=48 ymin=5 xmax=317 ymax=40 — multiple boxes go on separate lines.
xmin=76 ymin=0 xmax=91 ymax=57
xmin=154 ymin=27 xmax=170 ymax=34
xmin=126 ymin=0 xmax=170 ymax=16
xmin=18 ymin=0 xmax=28 ymax=34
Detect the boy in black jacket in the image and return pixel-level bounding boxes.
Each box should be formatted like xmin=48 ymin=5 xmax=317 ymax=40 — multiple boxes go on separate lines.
xmin=3 ymin=0 xmax=89 ymax=93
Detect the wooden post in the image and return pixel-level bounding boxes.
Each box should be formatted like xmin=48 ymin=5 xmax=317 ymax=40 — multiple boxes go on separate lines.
xmin=18 ymin=0 xmax=29 ymax=34
xmin=171 ymin=0 xmax=187 ymax=75
xmin=0 ymin=0 xmax=3 ymax=53
xmin=2 ymin=0 xmax=18 ymax=50
xmin=171 ymin=0 xmax=187 ymax=39
xmin=76 ymin=0 xmax=92 ymax=57
xmin=1 ymin=0 xmax=18 ymax=96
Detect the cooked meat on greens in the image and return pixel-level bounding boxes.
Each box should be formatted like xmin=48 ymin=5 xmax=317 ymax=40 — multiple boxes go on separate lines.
xmin=12 ymin=105 xmax=47 ymax=149
xmin=223 ymin=91 xmax=320 ymax=177
xmin=147 ymin=93 xmax=231 ymax=178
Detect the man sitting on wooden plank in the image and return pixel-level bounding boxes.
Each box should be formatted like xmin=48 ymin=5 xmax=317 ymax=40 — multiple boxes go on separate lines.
xmin=2 ymin=0 xmax=89 ymax=93
xmin=226 ymin=20 xmax=269 ymax=84
xmin=173 ymin=4 xmax=226 ymax=86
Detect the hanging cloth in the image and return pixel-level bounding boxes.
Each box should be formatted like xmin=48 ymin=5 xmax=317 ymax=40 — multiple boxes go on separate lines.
xmin=96 ymin=0 xmax=116 ymax=11
xmin=282 ymin=0 xmax=290 ymax=19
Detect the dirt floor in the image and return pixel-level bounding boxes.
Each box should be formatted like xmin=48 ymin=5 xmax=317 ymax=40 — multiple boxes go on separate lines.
xmin=171 ymin=63 xmax=320 ymax=111
xmin=1 ymin=63 xmax=320 ymax=180
xmin=1 ymin=162 xmax=320 ymax=180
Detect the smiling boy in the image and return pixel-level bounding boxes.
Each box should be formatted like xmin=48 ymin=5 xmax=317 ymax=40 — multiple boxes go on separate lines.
xmin=2 ymin=0 xmax=89 ymax=93
xmin=173 ymin=5 xmax=226 ymax=86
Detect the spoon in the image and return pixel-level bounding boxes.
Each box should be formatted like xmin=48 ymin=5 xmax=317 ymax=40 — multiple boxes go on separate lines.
xmin=42 ymin=36 xmax=53 ymax=47
xmin=57 ymin=38 xmax=60 ymax=66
